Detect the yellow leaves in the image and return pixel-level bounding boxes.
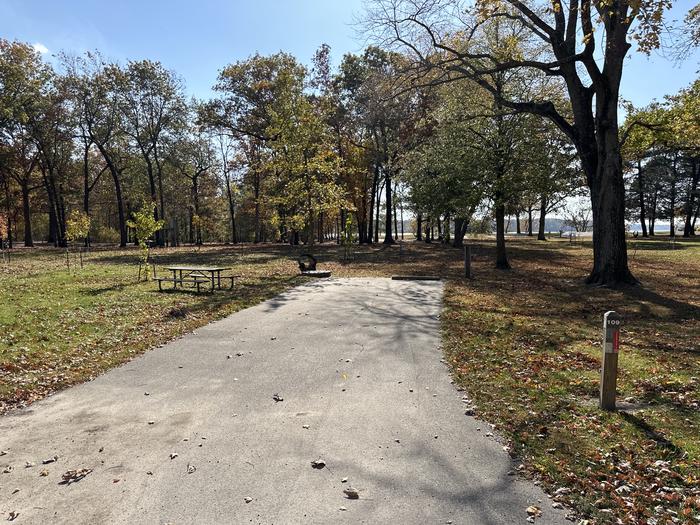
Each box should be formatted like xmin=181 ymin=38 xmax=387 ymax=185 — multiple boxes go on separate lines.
xmin=493 ymin=34 xmax=524 ymax=62
xmin=65 ymin=210 xmax=91 ymax=242
xmin=475 ymin=0 xmax=504 ymax=22
xmin=630 ymin=0 xmax=673 ymax=54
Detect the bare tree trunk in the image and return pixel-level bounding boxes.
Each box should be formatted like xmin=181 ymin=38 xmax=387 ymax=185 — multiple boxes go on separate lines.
xmin=193 ymin=175 xmax=202 ymax=245
xmin=144 ymin=156 xmax=162 ymax=246
xmin=383 ymin=170 xmax=394 ymax=244
xmin=188 ymin=207 xmax=194 ymax=244
xmin=374 ymin=180 xmax=382 ymax=244
xmin=683 ymin=158 xmax=698 ymax=237
xmin=452 ymin=218 xmax=468 ymax=248
xmin=2 ymin=178 xmax=13 ymax=248
xmin=649 ymin=184 xmax=659 ymax=236
xmin=94 ymin=143 xmax=127 ymax=247
xmin=637 ymin=161 xmax=648 ymax=237
xmin=495 ymin=202 xmax=510 ymax=269
xmin=42 ymin=166 xmax=67 ymax=247
xmin=20 ymin=182 xmax=33 ymax=247
xmin=224 ymin=175 xmax=237 ymax=243
xmin=155 ymin=154 xmax=166 ymax=247
xmin=368 ymin=167 xmax=378 ymax=244
xmin=578 ymin=46 xmax=636 ymax=286
xmin=254 ymin=174 xmax=261 ymax=243
xmin=537 ymin=197 xmax=547 ymax=241
xmin=669 ymin=155 xmax=678 ymax=237
xmin=584 ymin=128 xmax=634 ymax=284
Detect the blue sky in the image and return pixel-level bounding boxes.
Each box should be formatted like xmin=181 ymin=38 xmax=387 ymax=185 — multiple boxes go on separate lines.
xmin=0 ymin=0 xmax=698 ymax=106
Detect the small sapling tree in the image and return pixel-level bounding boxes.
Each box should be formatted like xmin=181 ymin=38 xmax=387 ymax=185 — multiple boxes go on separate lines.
xmin=341 ymin=215 xmax=355 ymax=261
xmin=127 ymin=203 xmax=164 ymax=281
xmin=65 ymin=210 xmax=92 ymax=269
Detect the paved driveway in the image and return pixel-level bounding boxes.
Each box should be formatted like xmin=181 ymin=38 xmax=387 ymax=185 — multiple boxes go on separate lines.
xmin=0 ymin=278 xmax=567 ymax=524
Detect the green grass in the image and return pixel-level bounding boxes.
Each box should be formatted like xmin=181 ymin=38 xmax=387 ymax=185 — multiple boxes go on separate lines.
xmin=441 ymin=236 xmax=700 ymax=524
xmin=0 ymin=245 xmax=306 ymax=410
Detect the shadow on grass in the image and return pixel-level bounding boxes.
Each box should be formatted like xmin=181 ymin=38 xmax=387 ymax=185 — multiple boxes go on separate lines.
xmin=150 ymin=275 xmax=305 ymax=318
xmin=629 ymin=239 xmax=698 ymax=251
xmin=81 ymin=281 xmax=142 ymax=296
xmin=623 ymin=285 xmax=700 ymax=319
xmin=619 ymin=411 xmax=682 ymax=455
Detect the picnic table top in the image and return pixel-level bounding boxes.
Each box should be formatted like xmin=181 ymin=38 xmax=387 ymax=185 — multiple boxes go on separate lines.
xmin=165 ymin=266 xmax=232 ymax=272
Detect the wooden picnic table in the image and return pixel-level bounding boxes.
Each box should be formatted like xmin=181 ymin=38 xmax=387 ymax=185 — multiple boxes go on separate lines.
xmin=161 ymin=266 xmax=234 ymax=291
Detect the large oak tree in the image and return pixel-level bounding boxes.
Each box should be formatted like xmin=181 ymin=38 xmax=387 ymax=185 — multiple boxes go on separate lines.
xmin=364 ymin=0 xmax=680 ymax=285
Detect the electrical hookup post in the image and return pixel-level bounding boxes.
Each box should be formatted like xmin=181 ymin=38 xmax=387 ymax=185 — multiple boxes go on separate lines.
xmin=600 ymin=311 xmax=621 ymax=411
xmin=464 ymin=245 xmax=472 ymax=279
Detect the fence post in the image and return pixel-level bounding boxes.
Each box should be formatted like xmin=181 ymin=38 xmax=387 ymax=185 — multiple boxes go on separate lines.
xmin=600 ymin=311 xmax=621 ymax=411
xmin=464 ymin=245 xmax=472 ymax=279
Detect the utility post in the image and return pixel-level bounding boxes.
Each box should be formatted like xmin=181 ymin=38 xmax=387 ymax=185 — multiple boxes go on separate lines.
xmin=464 ymin=245 xmax=472 ymax=279
xmin=600 ymin=311 xmax=621 ymax=411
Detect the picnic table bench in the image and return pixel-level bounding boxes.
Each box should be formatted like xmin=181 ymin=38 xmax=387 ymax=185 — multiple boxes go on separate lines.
xmin=155 ymin=266 xmax=239 ymax=292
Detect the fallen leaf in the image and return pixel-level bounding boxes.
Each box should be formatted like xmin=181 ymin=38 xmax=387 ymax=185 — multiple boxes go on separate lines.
xmin=61 ymin=468 xmax=92 ymax=483
xmin=526 ymin=505 xmax=542 ymax=517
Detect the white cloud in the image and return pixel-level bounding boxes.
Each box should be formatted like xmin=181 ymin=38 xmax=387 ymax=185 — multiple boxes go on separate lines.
xmin=32 ymin=42 xmax=49 ymax=54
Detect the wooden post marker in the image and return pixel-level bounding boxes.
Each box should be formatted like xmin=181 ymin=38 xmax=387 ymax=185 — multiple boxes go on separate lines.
xmin=464 ymin=245 xmax=472 ymax=279
xmin=600 ymin=311 xmax=621 ymax=411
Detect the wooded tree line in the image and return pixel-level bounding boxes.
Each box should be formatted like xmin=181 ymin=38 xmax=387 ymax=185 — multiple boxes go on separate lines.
xmin=623 ymin=79 xmax=700 ymax=237
xmin=0 ymin=0 xmax=698 ymax=285
xmin=0 ymin=41 xmax=431 ymax=249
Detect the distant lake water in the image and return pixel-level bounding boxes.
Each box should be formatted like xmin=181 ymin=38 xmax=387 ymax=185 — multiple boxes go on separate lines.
xmin=629 ymin=223 xmax=672 ymax=233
